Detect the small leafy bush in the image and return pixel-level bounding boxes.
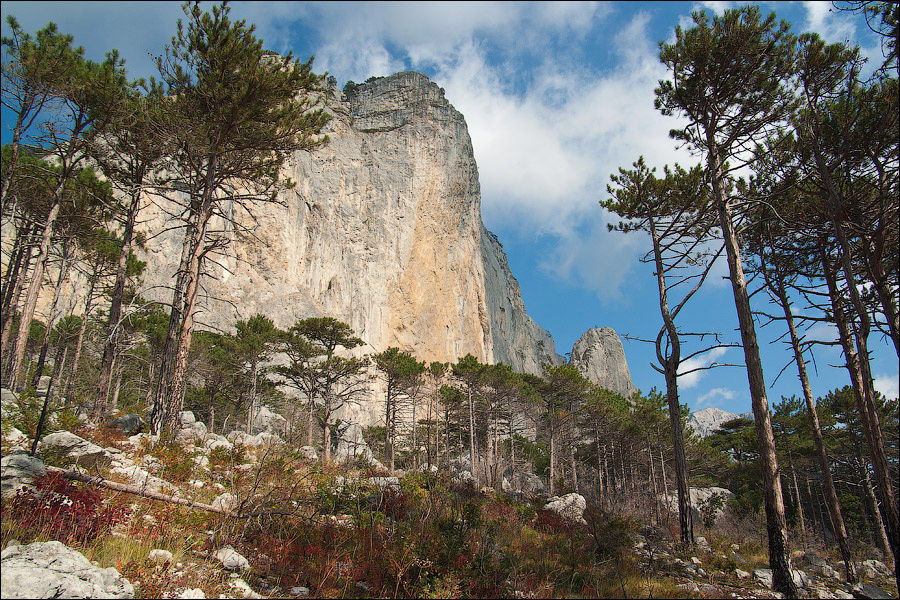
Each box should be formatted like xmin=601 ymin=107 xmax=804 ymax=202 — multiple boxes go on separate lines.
xmin=5 ymin=471 xmax=127 ymax=545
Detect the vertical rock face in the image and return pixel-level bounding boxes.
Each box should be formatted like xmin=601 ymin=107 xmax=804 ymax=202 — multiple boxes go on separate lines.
xmin=569 ymin=327 xmax=636 ymax=397
xmin=137 ymin=71 xmax=563 ymax=423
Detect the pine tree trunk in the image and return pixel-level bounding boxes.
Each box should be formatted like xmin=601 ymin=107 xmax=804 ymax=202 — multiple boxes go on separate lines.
xmin=709 ymin=146 xmax=795 ymax=597
xmin=772 ymin=263 xmax=856 ymax=581
xmin=7 ymin=197 xmax=61 ymax=388
xmin=854 ymin=432 xmax=891 ymax=559
xmin=97 ymin=185 xmax=141 ymax=412
xmin=822 ymin=243 xmax=899 ymax=572
xmin=791 ymin=461 xmax=806 ymax=542
xmin=1 ymin=225 xmax=36 ymax=366
xmin=468 ymin=386 xmax=476 ymax=484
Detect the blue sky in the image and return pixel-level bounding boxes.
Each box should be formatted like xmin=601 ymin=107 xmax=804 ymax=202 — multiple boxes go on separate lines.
xmin=2 ymin=1 xmax=897 ymax=414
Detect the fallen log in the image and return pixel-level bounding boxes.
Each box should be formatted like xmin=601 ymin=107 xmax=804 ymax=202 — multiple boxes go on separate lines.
xmin=46 ymin=465 xmax=232 ymax=516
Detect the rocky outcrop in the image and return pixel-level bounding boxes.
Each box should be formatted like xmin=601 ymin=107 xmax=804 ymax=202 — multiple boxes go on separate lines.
xmin=0 ymin=540 xmax=134 ymax=598
xmin=37 ymin=431 xmax=111 ymax=469
xmin=569 ymin=327 xmax=636 ymax=397
xmin=543 ymin=493 xmax=587 ymax=524
xmin=659 ymin=486 xmax=735 ymax=526
xmin=1 ymin=453 xmax=46 ymax=499
xmin=136 ymin=71 xmax=566 ymax=425
xmin=687 ymin=408 xmax=753 ymax=438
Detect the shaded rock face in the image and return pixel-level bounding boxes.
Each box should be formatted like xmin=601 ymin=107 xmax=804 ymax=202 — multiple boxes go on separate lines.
xmin=1 ymin=454 xmax=46 ymax=499
xmin=569 ymin=327 xmax=636 ymax=397
xmin=136 ymin=71 xmax=561 ymax=425
xmin=1 ymin=540 xmax=134 ymax=598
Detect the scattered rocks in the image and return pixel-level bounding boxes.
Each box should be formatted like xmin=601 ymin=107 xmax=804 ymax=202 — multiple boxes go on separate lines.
xmin=1 ymin=540 xmax=134 ymax=598
xmin=148 ymin=549 xmax=173 ymax=565
xmin=290 ymin=586 xmax=309 ymax=597
xmin=215 ymin=546 xmax=250 ymax=572
xmin=177 ymin=588 xmax=206 ymax=599
xmin=38 ymin=431 xmax=111 ymax=468
xmin=1 ymin=453 xmax=46 ymax=499
xmin=736 ymin=568 xmax=751 ymax=579
xmin=542 ymin=493 xmax=587 ymax=525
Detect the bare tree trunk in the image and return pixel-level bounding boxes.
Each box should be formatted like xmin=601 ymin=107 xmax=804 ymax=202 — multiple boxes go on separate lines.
xmin=822 ymin=243 xmax=899 ymax=572
xmin=710 ymin=145 xmax=794 ymax=597
xmin=468 ymin=386 xmax=477 ymax=484
xmin=648 ymin=431 xmax=659 ymax=526
xmin=246 ymin=359 xmax=259 ymax=434
xmin=7 ymin=197 xmax=61 ymax=388
xmin=770 ymin=260 xmax=855 ymax=581
xmin=549 ymin=421 xmax=556 ymax=496
xmin=791 ymin=462 xmax=806 ymax=542
xmin=854 ymin=432 xmax=891 ymax=559
xmin=1 ymin=225 xmax=36 ymax=365
xmin=97 ymin=186 xmax=141 ymax=412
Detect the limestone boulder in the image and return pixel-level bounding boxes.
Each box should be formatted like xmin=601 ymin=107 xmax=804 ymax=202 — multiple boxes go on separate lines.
xmin=1 ymin=387 xmax=19 ymax=420
xmin=110 ymin=414 xmax=145 ymax=436
xmin=4 ymin=426 xmax=29 ymax=450
xmin=0 ymin=540 xmax=134 ymax=598
xmin=333 ymin=420 xmax=383 ymax=470
xmin=542 ymin=493 xmax=587 ymax=525
xmin=215 ymin=545 xmax=250 ymax=572
xmin=38 ymin=431 xmax=111 ymax=469
xmin=251 ymin=406 xmax=287 ymax=435
xmin=1 ymin=453 xmax=46 ymax=499
xmin=298 ymin=445 xmax=318 ymax=460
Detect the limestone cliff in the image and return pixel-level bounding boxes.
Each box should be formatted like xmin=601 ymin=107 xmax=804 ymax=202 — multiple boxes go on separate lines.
xmin=137 ymin=71 xmax=560 ymax=382
xmin=569 ymin=327 xmax=637 ymax=397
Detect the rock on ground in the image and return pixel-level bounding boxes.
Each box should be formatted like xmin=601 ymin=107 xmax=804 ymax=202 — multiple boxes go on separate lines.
xmin=215 ymin=545 xmax=250 ymax=572
xmin=1 ymin=540 xmax=134 ymax=598
xmin=1 ymin=453 xmax=46 ymax=499
xmin=298 ymin=446 xmax=318 ymax=460
xmin=110 ymin=414 xmax=145 ymax=436
xmin=149 ymin=549 xmax=173 ymax=565
xmin=250 ymin=405 xmax=287 ymax=435
xmin=38 ymin=431 xmax=111 ymax=469
xmin=211 ymin=493 xmax=238 ymax=513
xmin=543 ymin=493 xmax=587 ymax=524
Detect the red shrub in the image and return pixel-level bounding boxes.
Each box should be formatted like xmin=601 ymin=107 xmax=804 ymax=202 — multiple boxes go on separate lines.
xmin=5 ymin=471 xmax=127 ymax=544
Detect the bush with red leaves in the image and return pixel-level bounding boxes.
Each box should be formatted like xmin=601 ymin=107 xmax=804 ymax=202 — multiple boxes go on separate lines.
xmin=5 ymin=471 xmax=127 ymax=545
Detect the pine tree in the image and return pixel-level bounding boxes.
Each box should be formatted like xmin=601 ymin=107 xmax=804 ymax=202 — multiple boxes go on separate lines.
xmin=149 ymin=1 xmax=331 ymax=436
xmin=655 ymin=7 xmax=799 ymax=595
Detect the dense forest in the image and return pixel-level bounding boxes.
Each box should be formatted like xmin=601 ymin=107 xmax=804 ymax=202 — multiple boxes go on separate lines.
xmin=0 ymin=2 xmax=897 ymax=599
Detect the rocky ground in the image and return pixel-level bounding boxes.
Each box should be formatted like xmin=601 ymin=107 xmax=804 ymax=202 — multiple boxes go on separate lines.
xmin=1 ymin=388 xmax=896 ymax=599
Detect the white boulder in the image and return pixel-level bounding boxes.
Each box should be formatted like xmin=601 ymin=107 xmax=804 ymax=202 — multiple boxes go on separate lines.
xmin=38 ymin=431 xmax=111 ymax=469
xmin=1 ymin=540 xmax=134 ymax=598
xmin=542 ymin=493 xmax=587 ymax=525
xmin=215 ymin=545 xmax=250 ymax=572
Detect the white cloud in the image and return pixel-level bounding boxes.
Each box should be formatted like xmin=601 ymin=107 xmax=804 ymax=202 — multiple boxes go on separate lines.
xmin=678 ymin=346 xmax=729 ymax=388
xmin=874 ymin=373 xmax=899 ymax=401
xmin=696 ymin=386 xmax=736 ymax=407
